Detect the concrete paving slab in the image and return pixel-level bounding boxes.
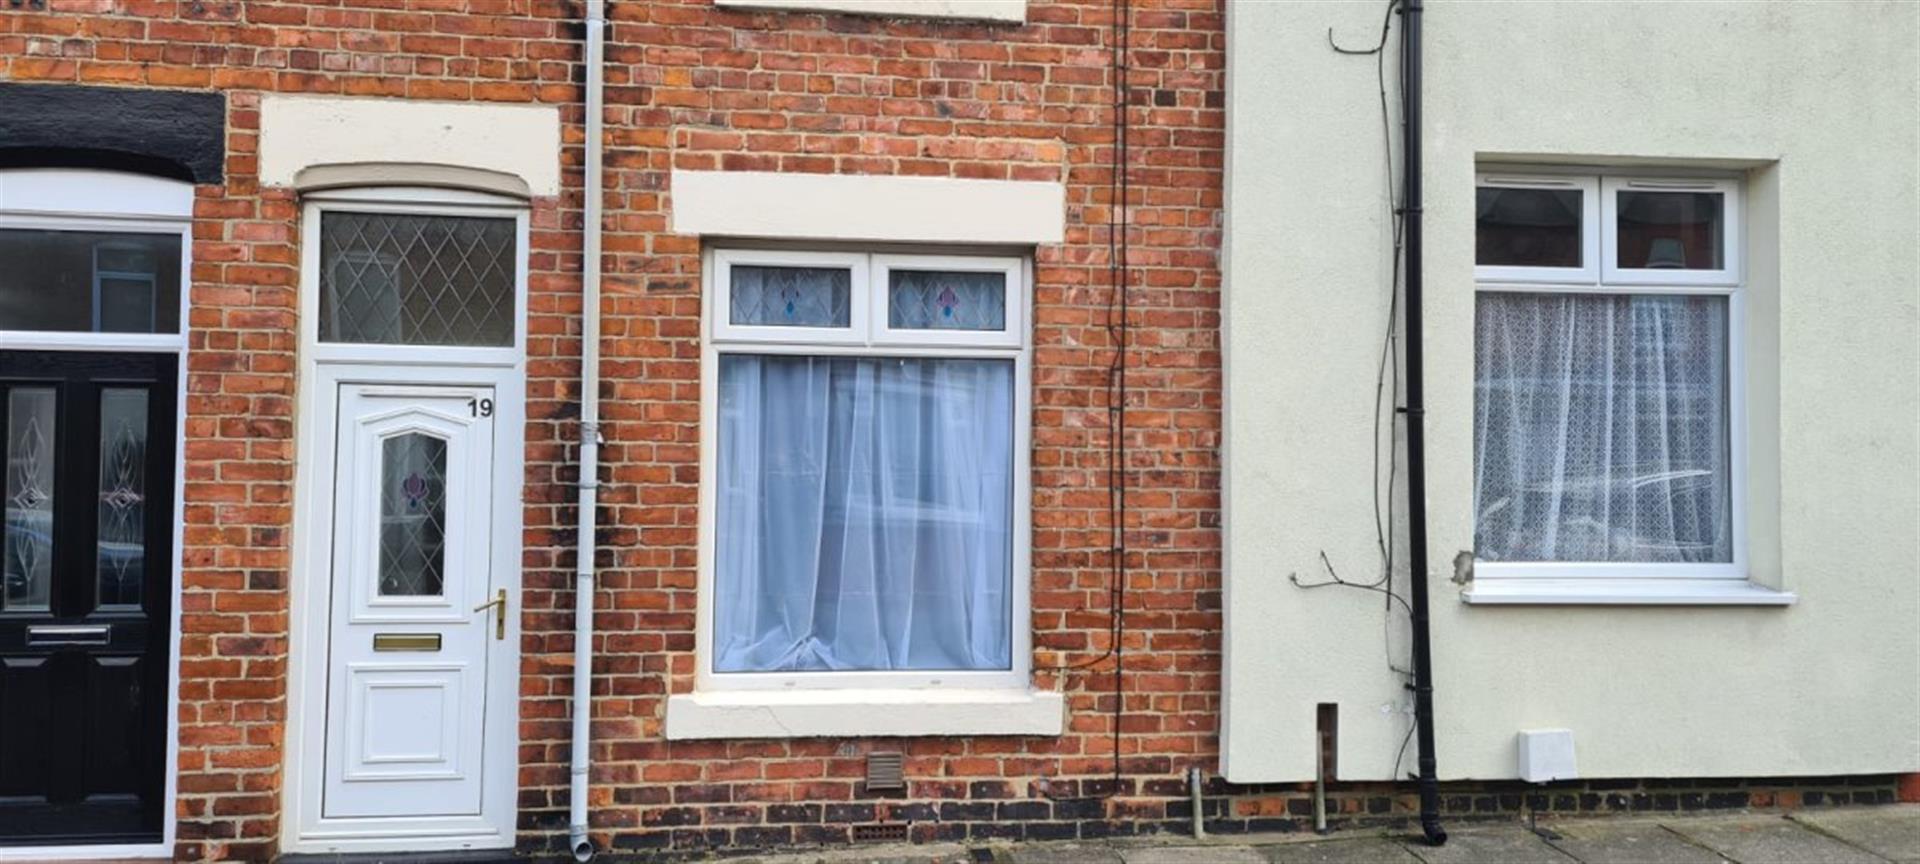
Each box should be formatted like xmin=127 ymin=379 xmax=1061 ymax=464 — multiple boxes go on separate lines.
xmin=1663 ymin=815 xmax=1886 ymax=864
xmin=1540 ymin=820 xmax=1732 ymax=864
xmin=1259 ymin=837 xmax=1423 ymax=863
xmin=1006 ymin=843 xmax=1125 ymax=864
xmin=1402 ymin=825 xmax=1575 ymax=864
xmin=765 ymin=843 xmax=975 ymax=864
xmin=1791 ymin=806 xmax=1920 ymax=863
xmin=1119 ymin=845 xmax=1270 ymax=864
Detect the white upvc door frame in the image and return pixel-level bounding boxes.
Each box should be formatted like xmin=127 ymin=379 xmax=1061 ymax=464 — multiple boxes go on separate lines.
xmin=0 ymin=169 xmax=193 ymax=862
xmin=282 ymin=187 xmax=528 ymax=854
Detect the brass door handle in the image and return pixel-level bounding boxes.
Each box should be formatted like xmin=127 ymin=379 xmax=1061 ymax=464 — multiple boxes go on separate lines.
xmin=473 ymin=589 xmax=507 ymax=640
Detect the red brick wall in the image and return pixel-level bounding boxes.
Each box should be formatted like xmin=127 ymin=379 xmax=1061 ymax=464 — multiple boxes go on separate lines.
xmin=562 ymin=0 xmax=1224 ymax=854
xmin=2 ymin=0 xmax=1225 ymax=858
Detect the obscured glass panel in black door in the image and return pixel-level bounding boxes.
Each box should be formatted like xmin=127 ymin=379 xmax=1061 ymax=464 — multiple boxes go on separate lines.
xmin=4 ymin=387 xmax=55 ymax=611
xmin=96 ymin=389 xmax=148 ymax=609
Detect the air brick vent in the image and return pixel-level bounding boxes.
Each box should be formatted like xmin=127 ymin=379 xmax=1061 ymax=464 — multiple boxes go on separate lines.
xmin=852 ymin=823 xmax=909 ymax=843
xmin=865 ymin=751 xmax=905 ymax=792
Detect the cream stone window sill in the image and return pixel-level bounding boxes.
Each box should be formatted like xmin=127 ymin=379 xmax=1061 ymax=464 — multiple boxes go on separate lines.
xmin=665 ymin=688 xmax=1064 ymax=739
xmin=1461 ymin=578 xmax=1797 ymax=606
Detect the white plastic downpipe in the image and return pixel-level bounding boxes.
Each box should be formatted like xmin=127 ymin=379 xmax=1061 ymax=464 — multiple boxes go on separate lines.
xmin=569 ymin=1 xmax=606 ymax=861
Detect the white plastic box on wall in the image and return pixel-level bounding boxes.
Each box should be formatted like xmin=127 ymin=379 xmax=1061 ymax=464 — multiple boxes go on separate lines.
xmin=1518 ymin=729 xmax=1579 ymax=782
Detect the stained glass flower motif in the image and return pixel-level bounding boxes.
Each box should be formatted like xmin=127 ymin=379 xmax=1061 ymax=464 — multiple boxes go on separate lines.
xmin=378 ymin=433 xmax=448 ymax=597
xmin=889 ymin=270 xmax=1005 ymax=331
xmin=730 ymin=266 xmax=851 ymax=327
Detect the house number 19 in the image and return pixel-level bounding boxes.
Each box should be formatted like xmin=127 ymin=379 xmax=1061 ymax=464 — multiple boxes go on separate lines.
xmin=468 ymin=397 xmax=494 ymax=418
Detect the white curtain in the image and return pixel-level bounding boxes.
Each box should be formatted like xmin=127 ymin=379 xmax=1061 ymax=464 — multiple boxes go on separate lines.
xmin=1474 ymin=293 xmax=1731 ymax=563
xmin=715 ymin=354 xmax=1014 ymax=672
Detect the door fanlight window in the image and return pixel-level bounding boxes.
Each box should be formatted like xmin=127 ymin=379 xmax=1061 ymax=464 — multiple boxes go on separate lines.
xmin=0 ymin=229 xmax=183 ymax=335
xmin=317 ymin=211 xmax=516 ymax=347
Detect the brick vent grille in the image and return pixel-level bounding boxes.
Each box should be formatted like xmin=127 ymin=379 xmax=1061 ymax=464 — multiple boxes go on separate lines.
xmin=851 ymin=823 xmax=910 ymax=843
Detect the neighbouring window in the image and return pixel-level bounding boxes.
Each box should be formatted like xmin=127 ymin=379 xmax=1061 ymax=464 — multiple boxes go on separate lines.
xmin=317 ymin=211 xmax=516 ymax=347
xmin=706 ymin=248 xmax=1026 ymax=682
xmin=1473 ymin=172 xmax=1742 ymax=575
xmin=0 ymin=229 xmax=182 ymax=334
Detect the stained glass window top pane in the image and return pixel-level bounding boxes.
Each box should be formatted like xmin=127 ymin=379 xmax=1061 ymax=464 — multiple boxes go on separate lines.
xmin=319 ymin=212 xmax=516 ymax=347
xmin=888 ymin=270 xmax=1006 ymax=331
xmin=379 ymin=433 xmax=448 ymax=597
xmin=729 ymin=266 xmax=851 ymax=328
xmin=5 ymin=388 xmax=56 ymax=612
xmin=97 ymin=388 xmax=149 ymax=609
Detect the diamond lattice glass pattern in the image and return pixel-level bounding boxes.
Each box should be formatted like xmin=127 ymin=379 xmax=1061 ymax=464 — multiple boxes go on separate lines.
xmin=379 ymin=433 xmax=448 ymax=597
xmin=888 ymin=270 xmax=1006 ymax=331
xmin=4 ymin=388 xmax=55 ymax=611
xmin=729 ymin=266 xmax=851 ymax=328
xmin=319 ymin=212 xmax=515 ymax=346
xmin=96 ymin=388 xmax=148 ymax=608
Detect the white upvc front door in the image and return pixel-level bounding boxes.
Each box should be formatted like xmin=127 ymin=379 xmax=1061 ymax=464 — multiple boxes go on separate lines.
xmin=293 ymin=366 xmax=521 ymax=851
xmin=323 ymin=382 xmax=498 ymax=819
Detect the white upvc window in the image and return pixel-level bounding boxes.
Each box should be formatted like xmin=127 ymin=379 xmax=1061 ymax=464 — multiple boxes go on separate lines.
xmin=1469 ymin=170 xmax=1775 ymax=602
xmin=695 ymin=246 xmax=1033 ymax=699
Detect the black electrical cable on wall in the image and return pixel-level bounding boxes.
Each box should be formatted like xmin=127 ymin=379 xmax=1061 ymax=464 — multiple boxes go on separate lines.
xmin=1298 ymin=0 xmax=1419 ymax=774
xmin=1034 ymin=0 xmax=1131 ymax=800
xmin=1299 ymin=1 xmax=1445 ymax=840
xmin=1103 ymin=0 xmax=1133 ymax=795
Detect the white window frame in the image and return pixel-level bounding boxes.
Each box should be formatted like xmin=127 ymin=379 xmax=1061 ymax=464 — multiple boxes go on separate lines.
xmin=0 ymin=168 xmax=192 ymax=861
xmin=1470 ymin=170 xmax=1757 ymax=595
xmin=872 ymin=253 xmax=1025 ymax=349
xmin=1601 ymin=176 xmax=1743 ymax=286
xmin=695 ymin=245 xmax=1033 ymax=695
xmin=1473 ymin=173 xmax=1601 ymax=285
xmin=0 ymin=170 xmax=193 ymax=353
xmin=710 ymin=247 xmax=871 ymax=345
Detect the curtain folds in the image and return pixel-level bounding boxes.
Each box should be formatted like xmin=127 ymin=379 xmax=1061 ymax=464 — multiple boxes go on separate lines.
xmin=716 ymin=354 xmax=1014 ymax=673
xmin=1474 ymin=292 xmax=1732 ymax=563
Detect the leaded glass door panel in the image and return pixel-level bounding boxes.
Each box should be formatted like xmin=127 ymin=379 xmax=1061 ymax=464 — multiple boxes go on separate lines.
xmin=321 ymin=382 xmax=497 ymax=820
xmin=0 ymin=351 xmax=175 ymax=845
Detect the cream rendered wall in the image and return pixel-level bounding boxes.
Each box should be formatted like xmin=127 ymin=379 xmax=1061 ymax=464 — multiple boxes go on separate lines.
xmin=1222 ymin=1 xmax=1919 ymax=782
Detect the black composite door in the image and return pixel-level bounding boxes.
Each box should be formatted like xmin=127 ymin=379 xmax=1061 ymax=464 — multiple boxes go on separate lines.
xmin=0 ymin=351 xmax=175 ymax=845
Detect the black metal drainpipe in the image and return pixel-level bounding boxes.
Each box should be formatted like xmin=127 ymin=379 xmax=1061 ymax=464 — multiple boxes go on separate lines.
xmin=1399 ymin=0 xmax=1448 ymax=847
